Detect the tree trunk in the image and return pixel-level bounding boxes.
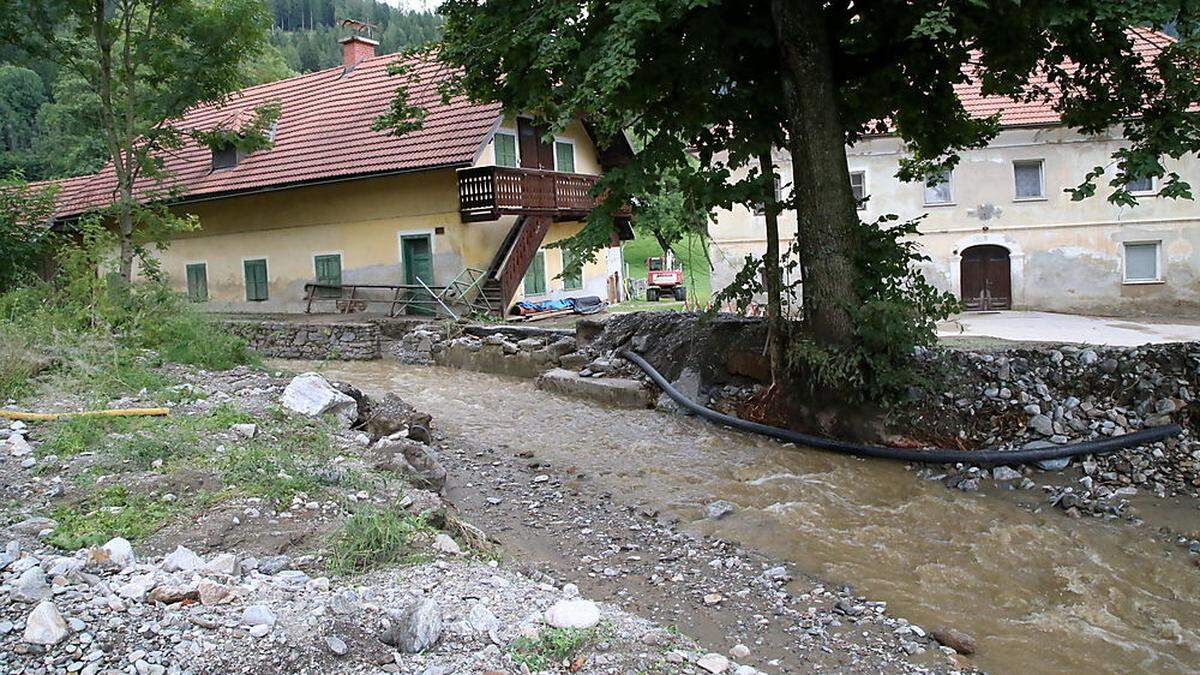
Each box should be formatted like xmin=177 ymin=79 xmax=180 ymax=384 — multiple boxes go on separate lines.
xmin=759 ymin=152 xmax=787 ymax=386
xmin=769 ymin=0 xmax=860 ymax=346
xmin=117 ymin=195 xmax=134 ymax=283
xmin=650 ymin=228 xmax=676 ymax=262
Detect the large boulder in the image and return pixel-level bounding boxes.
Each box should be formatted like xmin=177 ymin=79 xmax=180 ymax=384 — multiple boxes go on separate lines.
xmin=281 ymin=373 xmax=358 ymax=427
xmin=23 ymin=601 xmax=69 ymax=645
xmin=381 ymin=599 xmax=443 ymax=653
xmin=364 ymin=393 xmax=432 ymax=443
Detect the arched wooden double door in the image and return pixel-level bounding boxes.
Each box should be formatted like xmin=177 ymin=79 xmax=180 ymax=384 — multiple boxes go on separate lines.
xmin=960 ymin=245 xmax=1011 ymax=311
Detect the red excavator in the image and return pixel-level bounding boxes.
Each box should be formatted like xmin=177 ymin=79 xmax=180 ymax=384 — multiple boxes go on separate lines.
xmin=645 ymin=254 xmax=686 ymax=301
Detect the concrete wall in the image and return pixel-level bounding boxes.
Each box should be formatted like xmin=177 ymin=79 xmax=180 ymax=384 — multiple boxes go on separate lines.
xmin=708 ymin=126 xmax=1200 ymax=316
xmin=138 ymin=116 xmax=609 ymax=313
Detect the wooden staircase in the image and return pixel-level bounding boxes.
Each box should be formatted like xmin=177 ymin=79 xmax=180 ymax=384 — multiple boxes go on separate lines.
xmin=483 ymin=214 xmax=552 ymax=316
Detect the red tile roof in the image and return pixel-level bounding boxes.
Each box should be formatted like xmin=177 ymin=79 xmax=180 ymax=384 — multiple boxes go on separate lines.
xmin=954 ymin=27 xmax=1174 ymax=127
xmin=48 ymin=53 xmax=502 ymax=218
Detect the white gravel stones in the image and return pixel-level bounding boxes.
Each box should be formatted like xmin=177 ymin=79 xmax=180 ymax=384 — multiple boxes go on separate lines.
xmin=202 ymin=553 xmax=240 ymax=576
xmin=991 ymin=466 xmax=1022 ymax=481
xmin=197 ymin=579 xmax=234 ymax=606
xmin=431 ymin=533 xmax=462 ymax=555
xmin=99 ymin=537 xmax=136 ymax=569
xmin=248 ymin=624 xmax=272 ymax=638
xmin=12 ymin=567 xmax=51 ymax=603
xmin=5 ymin=434 xmax=32 ymax=457
xmin=697 ymin=652 xmax=730 ymax=673
xmin=241 ymin=605 xmax=276 ymax=627
xmin=729 ymin=643 xmax=751 ymax=659
xmin=543 ymin=598 xmax=600 ymax=629
xmin=705 ymin=500 xmax=737 ymax=520
xmin=466 ymin=603 xmax=499 ymax=633
xmin=325 ymin=635 xmax=348 ymax=656
xmin=22 ymin=600 xmax=69 ymax=645
xmin=161 ymin=545 xmax=205 ymax=572
xmin=280 ymin=372 xmax=357 ymax=426
xmin=231 ymin=423 xmax=258 ymax=438
xmin=383 ymin=598 xmax=443 ymax=653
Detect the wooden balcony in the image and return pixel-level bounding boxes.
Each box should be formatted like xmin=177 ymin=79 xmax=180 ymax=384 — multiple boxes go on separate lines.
xmin=457 ymin=165 xmax=631 ymax=223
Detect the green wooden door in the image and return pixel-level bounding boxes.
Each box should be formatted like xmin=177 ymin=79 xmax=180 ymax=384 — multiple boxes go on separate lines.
xmin=185 ymin=263 xmax=208 ymax=302
xmin=314 ymin=254 xmax=342 ymax=298
xmin=401 ymin=235 xmax=434 ymax=315
xmin=244 ymin=259 xmax=268 ymax=302
xmin=524 ymin=250 xmax=546 ymax=296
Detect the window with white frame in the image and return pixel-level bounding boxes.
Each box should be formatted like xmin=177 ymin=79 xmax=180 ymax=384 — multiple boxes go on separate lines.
xmin=554 ymin=140 xmax=575 ymax=173
xmin=1013 ymin=160 xmax=1045 ymax=199
xmin=849 ymin=171 xmax=866 ymax=209
xmin=1123 ymin=241 xmax=1161 ymax=283
xmin=494 ymin=131 xmax=518 ymax=167
xmin=923 ymin=169 xmax=953 ymax=205
xmin=1126 ymin=174 xmax=1156 ymax=194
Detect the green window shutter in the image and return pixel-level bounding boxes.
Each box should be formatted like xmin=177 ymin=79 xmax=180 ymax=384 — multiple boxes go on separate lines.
xmin=523 ymin=250 xmax=546 ymax=295
xmin=244 ymin=259 xmax=268 ymax=301
xmin=555 ymin=141 xmax=575 ymax=173
xmin=314 ymin=254 xmax=342 ymax=298
xmin=495 ymin=132 xmax=517 ymax=167
xmin=185 ymin=263 xmax=208 ymax=302
xmin=562 ymin=249 xmax=582 ymax=290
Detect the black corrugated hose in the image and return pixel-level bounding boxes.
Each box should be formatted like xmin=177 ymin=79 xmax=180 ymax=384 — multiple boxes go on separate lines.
xmin=621 ymin=349 xmax=1182 ymax=467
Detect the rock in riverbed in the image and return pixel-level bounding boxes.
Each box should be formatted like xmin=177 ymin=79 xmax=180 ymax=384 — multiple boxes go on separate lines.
xmin=931 ymin=627 xmax=976 ymax=654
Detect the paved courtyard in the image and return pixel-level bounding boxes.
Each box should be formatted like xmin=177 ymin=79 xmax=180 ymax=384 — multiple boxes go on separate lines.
xmin=938 ymin=310 xmax=1200 ymax=347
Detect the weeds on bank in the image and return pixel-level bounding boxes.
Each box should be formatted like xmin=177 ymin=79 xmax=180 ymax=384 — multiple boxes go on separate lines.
xmin=211 ymin=407 xmax=338 ymax=504
xmin=48 ymin=485 xmax=181 ymax=550
xmin=508 ymin=627 xmax=599 ymax=671
xmin=326 ymin=504 xmax=431 ymax=575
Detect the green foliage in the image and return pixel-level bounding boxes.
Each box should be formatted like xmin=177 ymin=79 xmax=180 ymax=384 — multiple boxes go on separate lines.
xmin=326 ymin=504 xmax=430 ymax=575
xmin=508 ymin=627 xmax=598 ymax=671
xmin=787 ymin=216 xmax=960 ymax=404
xmin=372 ymin=59 xmax=430 ymax=137
xmin=48 ymin=486 xmax=180 ymax=550
xmin=0 ymin=220 xmax=255 ymax=400
xmin=0 ymin=322 xmax=46 ymax=400
xmin=0 ymin=172 xmax=58 ymax=288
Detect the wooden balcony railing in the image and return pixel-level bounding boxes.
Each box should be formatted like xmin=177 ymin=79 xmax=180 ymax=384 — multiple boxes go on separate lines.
xmin=458 ymin=166 xmax=631 ymax=223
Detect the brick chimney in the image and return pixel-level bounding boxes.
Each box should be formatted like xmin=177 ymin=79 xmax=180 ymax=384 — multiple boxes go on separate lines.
xmin=339 ymin=35 xmax=378 ymax=68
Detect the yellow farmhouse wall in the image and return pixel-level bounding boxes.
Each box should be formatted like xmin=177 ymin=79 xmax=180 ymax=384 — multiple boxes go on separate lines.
xmin=143 ymin=115 xmax=608 ymax=313
xmin=708 ymin=126 xmax=1200 ymax=316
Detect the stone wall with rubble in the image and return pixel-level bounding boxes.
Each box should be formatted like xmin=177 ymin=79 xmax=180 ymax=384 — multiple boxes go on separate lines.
xmin=224 ymin=320 xmax=381 ymax=360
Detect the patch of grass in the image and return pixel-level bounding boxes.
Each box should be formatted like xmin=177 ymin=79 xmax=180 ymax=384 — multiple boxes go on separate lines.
xmin=0 ymin=325 xmax=47 ymax=400
xmin=326 ymin=504 xmax=430 ymax=575
xmin=41 ymin=416 xmax=137 ymax=458
xmin=48 ymin=485 xmax=181 ymax=550
xmin=212 ymin=407 xmax=338 ymax=503
xmin=139 ymin=309 xmax=259 ymax=371
xmin=508 ymin=627 xmax=598 ymax=671
xmin=621 ymin=232 xmax=712 ymax=303
xmin=41 ymin=403 xmax=254 ymax=472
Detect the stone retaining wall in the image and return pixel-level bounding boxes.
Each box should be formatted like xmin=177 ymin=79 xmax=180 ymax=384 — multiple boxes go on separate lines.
xmin=224 ymin=320 xmax=381 ymax=360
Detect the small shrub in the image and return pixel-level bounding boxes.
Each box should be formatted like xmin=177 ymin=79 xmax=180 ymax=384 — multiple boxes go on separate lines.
xmin=48 ymin=485 xmax=180 ymax=549
xmin=508 ymin=627 xmax=597 ymax=671
xmin=327 ymin=505 xmax=430 ymax=575
xmin=139 ymin=307 xmax=256 ymax=371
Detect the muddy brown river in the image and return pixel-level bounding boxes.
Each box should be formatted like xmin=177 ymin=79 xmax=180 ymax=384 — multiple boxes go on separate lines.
xmin=309 ymin=361 xmax=1200 ymax=674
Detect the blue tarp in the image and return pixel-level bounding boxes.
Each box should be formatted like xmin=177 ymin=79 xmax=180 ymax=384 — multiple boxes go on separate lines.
xmin=515 ymin=298 xmax=575 ymax=313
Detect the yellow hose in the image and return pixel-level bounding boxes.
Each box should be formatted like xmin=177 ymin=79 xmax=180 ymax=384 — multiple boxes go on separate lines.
xmin=0 ymin=408 xmax=169 ymax=422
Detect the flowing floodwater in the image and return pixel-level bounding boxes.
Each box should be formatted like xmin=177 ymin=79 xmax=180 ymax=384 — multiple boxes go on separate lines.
xmin=310 ymin=361 xmax=1200 ymax=674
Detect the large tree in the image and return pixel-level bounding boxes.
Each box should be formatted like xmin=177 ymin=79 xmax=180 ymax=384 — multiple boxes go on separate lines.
xmin=2 ymin=0 xmax=279 ymax=282
xmin=432 ymin=1 xmax=1200 ymax=362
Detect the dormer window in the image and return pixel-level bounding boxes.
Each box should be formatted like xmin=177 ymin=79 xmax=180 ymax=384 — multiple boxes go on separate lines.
xmin=212 ymin=143 xmax=240 ymax=171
